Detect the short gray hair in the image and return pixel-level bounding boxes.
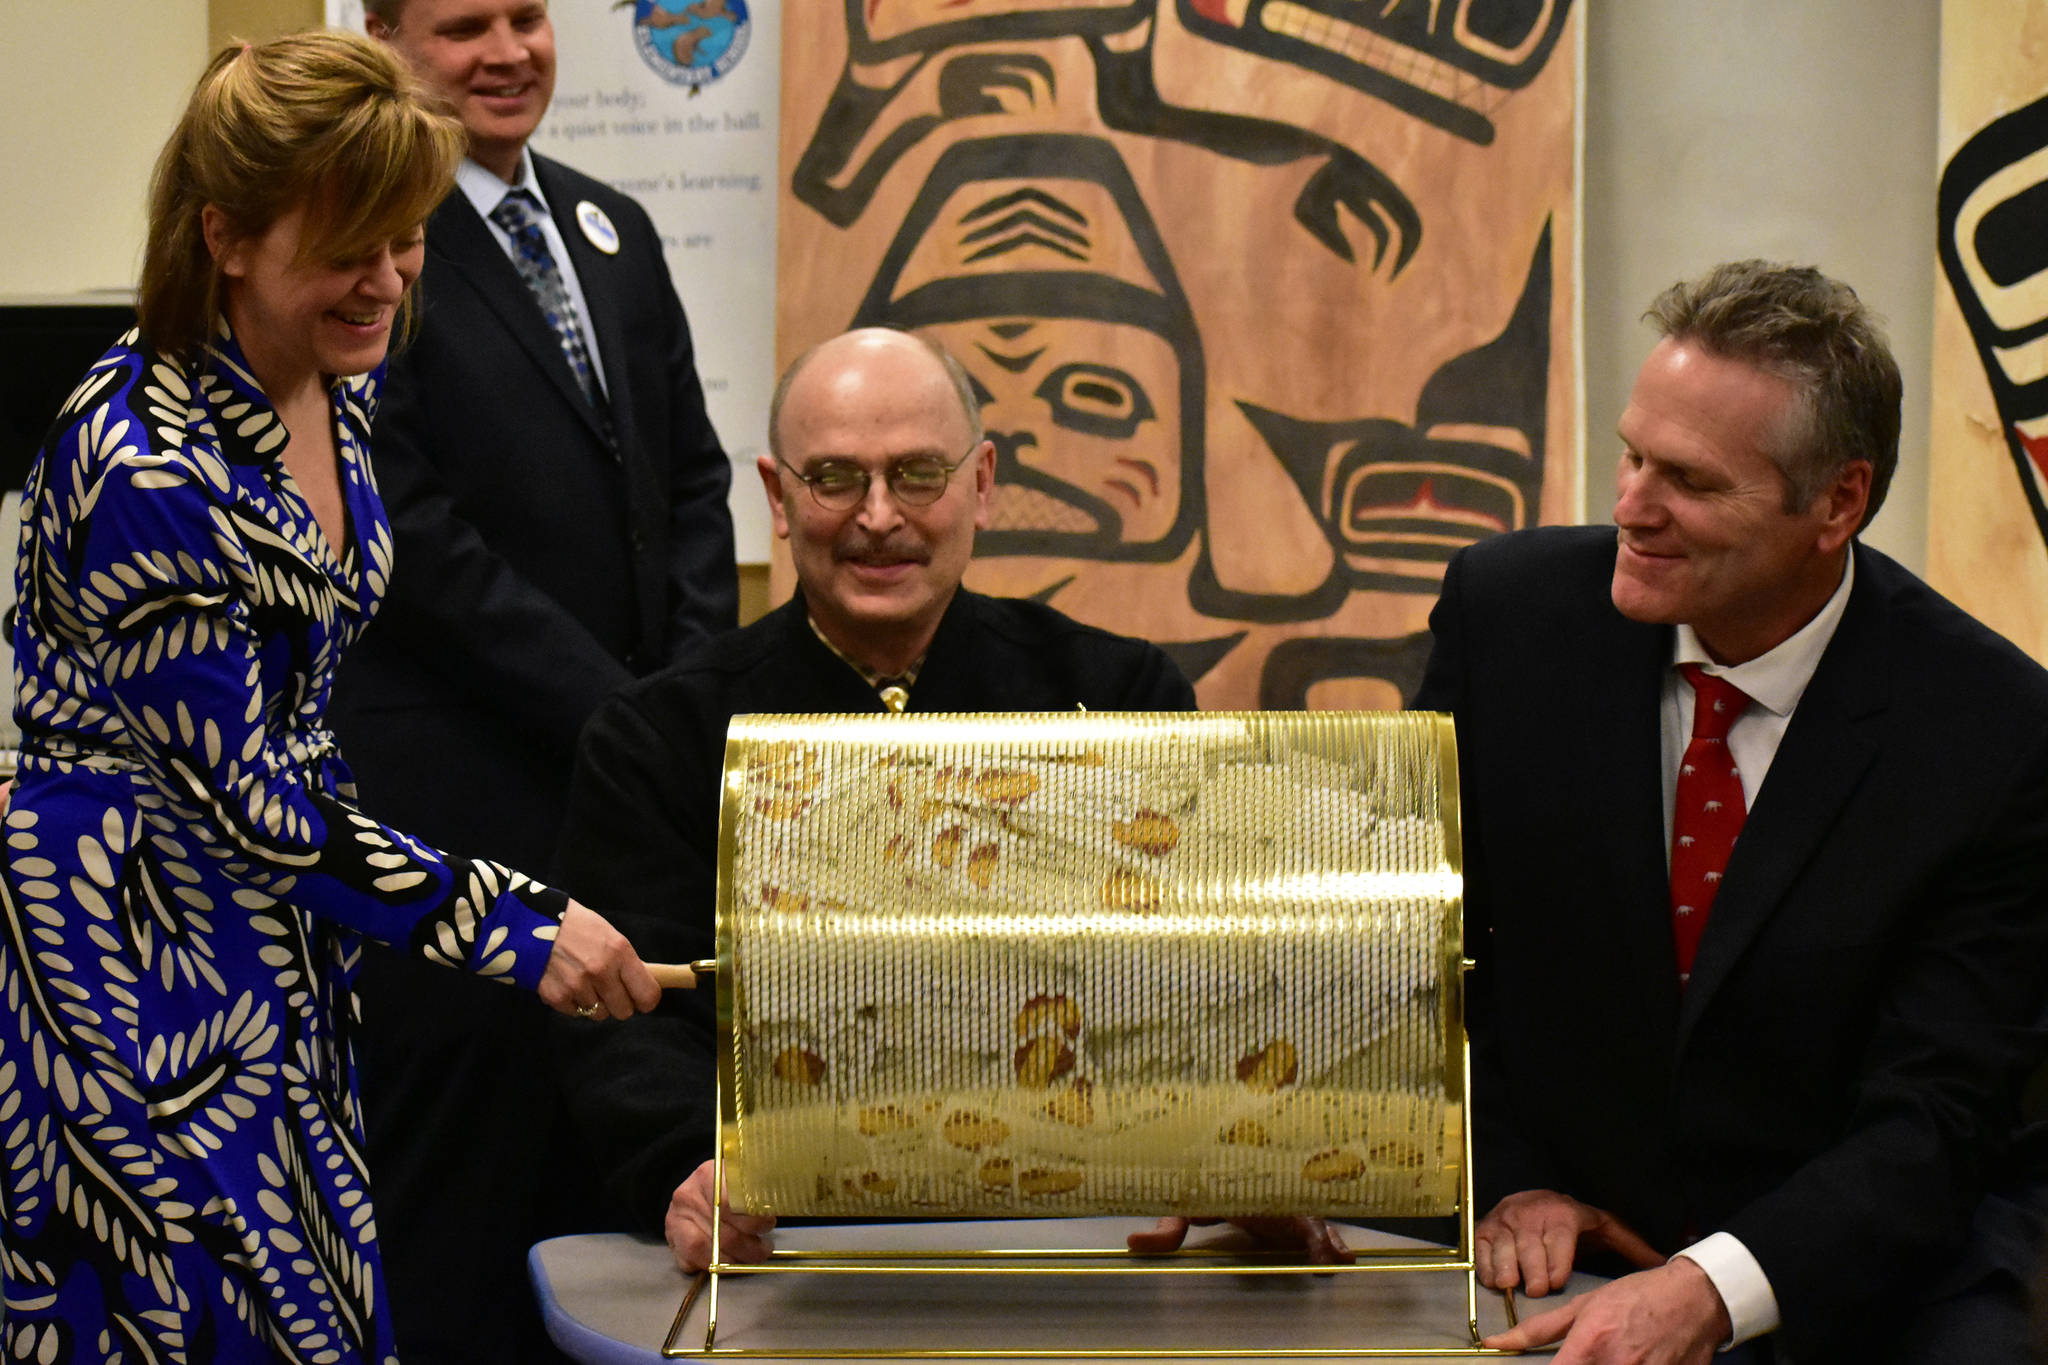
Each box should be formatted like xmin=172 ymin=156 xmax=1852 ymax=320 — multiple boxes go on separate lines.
xmin=1645 ymin=260 xmax=1900 ymax=530
xmin=767 ymin=329 xmax=984 ymax=461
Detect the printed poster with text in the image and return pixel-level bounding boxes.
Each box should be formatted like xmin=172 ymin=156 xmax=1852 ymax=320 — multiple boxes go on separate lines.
xmin=775 ymin=1 xmax=1582 ymax=710
xmin=1932 ymin=0 xmax=2048 ymax=662
xmin=330 ymin=0 xmax=785 ymax=558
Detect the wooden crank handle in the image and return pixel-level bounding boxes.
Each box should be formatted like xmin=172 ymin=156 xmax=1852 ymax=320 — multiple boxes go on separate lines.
xmin=647 ymin=960 xmax=716 ymax=990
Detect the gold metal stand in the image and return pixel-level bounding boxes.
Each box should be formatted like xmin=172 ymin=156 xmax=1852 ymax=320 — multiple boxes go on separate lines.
xmin=663 ymin=1032 xmax=1518 ymax=1359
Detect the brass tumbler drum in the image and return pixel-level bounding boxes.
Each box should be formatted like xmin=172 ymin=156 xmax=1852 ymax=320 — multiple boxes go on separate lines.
xmin=714 ymin=711 xmax=1466 ymax=1220
xmin=672 ymin=711 xmax=1515 ymax=1358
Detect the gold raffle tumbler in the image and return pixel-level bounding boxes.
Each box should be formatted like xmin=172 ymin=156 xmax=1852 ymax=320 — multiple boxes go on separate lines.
xmin=668 ymin=710 xmax=1516 ymax=1357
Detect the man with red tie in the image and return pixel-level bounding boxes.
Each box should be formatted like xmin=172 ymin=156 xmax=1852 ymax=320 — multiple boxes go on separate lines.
xmin=1415 ymin=261 xmax=2048 ymax=1362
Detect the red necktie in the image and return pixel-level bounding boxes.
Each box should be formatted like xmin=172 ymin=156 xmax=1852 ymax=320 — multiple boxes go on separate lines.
xmin=1670 ymin=664 xmax=1752 ymax=985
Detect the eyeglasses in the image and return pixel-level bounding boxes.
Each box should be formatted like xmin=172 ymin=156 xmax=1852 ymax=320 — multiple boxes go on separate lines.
xmin=776 ymin=444 xmax=979 ymax=510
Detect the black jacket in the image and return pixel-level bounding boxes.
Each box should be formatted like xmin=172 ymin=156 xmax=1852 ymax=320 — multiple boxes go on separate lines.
xmin=325 ymin=154 xmax=736 ymax=1365
xmin=1414 ymin=525 xmax=2048 ymax=1356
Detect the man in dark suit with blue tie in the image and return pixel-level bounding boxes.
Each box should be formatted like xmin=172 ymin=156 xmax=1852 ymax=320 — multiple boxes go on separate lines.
xmin=1416 ymin=261 xmax=2048 ymax=1362
xmin=333 ymin=2 xmax=737 ymax=1360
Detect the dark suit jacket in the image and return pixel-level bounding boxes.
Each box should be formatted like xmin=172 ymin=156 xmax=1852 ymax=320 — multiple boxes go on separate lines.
xmin=330 ymin=153 xmax=737 ymax=865
xmin=553 ymin=589 xmax=1197 ymax=1232
xmin=324 ymin=155 xmax=736 ymax=1365
xmin=1413 ymin=525 xmax=2048 ymax=1358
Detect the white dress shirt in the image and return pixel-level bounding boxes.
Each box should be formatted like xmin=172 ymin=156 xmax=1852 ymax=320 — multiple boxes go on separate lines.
xmin=456 ymin=152 xmax=611 ymax=396
xmin=1662 ymin=551 xmax=1855 ymax=1347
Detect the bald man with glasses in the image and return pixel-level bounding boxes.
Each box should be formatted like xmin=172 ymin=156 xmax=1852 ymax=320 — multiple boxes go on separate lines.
xmin=552 ymin=328 xmax=1195 ymax=1246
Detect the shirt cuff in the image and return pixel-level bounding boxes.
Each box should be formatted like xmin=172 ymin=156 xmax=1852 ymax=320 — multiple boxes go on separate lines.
xmin=1674 ymin=1233 xmax=1780 ymax=1348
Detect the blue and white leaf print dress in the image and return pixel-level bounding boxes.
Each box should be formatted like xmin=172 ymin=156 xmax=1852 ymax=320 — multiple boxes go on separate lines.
xmin=0 ymin=325 xmax=569 ymax=1364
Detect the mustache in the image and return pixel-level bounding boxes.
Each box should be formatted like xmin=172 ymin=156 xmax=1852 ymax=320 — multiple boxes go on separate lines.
xmin=833 ymin=533 xmax=929 ymax=566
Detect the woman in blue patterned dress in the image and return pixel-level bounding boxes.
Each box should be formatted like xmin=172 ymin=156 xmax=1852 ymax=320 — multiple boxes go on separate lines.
xmin=0 ymin=32 xmax=661 ymax=1363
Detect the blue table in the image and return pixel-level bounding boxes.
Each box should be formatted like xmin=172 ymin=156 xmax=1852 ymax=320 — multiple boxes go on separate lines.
xmin=529 ymin=1219 xmax=1599 ymax=1361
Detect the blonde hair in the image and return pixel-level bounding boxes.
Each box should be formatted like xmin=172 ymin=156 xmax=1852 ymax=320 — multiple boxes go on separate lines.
xmin=137 ymin=29 xmax=463 ymax=359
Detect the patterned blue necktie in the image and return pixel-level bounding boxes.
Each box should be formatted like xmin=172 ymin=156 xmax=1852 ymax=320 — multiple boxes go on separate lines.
xmin=488 ymin=189 xmax=610 ymax=418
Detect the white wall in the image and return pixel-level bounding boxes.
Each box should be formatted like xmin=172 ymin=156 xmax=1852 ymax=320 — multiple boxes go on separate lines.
xmin=1582 ymin=2 xmax=1940 ymax=572
xmin=0 ymin=0 xmax=210 ymax=298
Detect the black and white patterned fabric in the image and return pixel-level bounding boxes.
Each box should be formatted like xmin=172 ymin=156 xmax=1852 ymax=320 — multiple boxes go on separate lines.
xmin=0 ymin=323 xmax=570 ymax=1364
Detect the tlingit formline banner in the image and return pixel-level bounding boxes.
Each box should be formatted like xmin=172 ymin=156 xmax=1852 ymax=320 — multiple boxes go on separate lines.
xmin=1932 ymin=1 xmax=2048 ymax=661
xmin=775 ymin=1 xmax=1582 ymax=710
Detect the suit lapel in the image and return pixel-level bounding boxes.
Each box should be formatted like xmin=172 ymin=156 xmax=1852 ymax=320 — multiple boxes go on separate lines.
xmin=1677 ymin=550 xmax=1888 ymax=1046
xmin=536 ymin=157 xmax=636 ymax=455
xmin=534 ymin=156 xmax=668 ymax=655
xmin=1589 ymin=612 xmax=1688 ymax=1044
xmin=426 ymin=186 xmax=610 ymax=443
